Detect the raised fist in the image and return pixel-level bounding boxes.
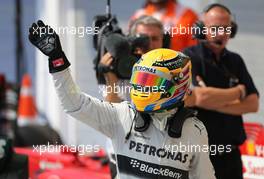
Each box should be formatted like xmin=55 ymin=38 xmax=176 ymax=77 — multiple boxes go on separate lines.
xmin=28 ymin=20 xmax=70 ymax=73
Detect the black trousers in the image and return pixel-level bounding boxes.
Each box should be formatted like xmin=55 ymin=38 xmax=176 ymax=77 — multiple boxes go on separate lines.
xmin=210 ymin=148 xmax=243 ymax=179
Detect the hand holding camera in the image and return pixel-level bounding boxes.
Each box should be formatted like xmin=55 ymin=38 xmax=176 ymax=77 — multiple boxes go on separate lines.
xmin=98 ymin=52 xmax=114 ymax=74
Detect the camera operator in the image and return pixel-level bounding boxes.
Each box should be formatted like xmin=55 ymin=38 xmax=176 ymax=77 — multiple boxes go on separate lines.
xmin=184 ymin=4 xmax=259 ymax=179
xmin=100 ymin=16 xmax=164 ymax=103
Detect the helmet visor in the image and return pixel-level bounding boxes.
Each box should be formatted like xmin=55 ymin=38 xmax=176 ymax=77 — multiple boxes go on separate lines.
xmin=130 ymin=70 xmax=173 ymax=92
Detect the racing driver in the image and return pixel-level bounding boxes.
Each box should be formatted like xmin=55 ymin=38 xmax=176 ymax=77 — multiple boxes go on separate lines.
xmin=29 ymin=20 xmax=216 ymax=179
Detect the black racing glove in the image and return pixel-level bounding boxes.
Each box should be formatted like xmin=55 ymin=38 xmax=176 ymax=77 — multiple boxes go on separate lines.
xmin=28 ymin=20 xmax=70 ymax=73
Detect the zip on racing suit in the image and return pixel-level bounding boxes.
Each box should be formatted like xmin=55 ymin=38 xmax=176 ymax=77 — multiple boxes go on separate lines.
xmin=28 ymin=20 xmax=216 ymax=179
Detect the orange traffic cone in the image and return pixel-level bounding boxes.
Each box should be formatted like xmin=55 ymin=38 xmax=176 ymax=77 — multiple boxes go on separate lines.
xmin=17 ymin=74 xmax=37 ymax=126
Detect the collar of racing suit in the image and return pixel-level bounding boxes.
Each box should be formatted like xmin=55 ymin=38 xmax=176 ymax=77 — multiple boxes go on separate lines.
xmin=150 ymin=108 xmax=178 ymax=131
xmin=125 ymin=108 xmax=178 ymax=141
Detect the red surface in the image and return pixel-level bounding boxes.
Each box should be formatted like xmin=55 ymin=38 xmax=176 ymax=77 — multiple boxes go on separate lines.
xmin=15 ymin=147 xmax=110 ymax=179
xmin=15 ymin=148 xmax=76 ymax=178
xmin=240 ymin=122 xmax=264 ymax=156
xmin=38 ymin=167 xmax=111 ymax=179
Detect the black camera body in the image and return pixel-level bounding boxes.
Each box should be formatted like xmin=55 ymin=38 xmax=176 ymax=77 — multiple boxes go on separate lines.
xmin=92 ymin=12 xmax=150 ymax=84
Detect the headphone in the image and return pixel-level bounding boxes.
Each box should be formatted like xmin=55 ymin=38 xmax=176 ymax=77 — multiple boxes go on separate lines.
xmin=193 ymin=3 xmax=238 ymax=40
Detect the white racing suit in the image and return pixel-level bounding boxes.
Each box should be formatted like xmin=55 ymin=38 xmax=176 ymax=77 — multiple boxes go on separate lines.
xmin=52 ymin=69 xmax=216 ymax=179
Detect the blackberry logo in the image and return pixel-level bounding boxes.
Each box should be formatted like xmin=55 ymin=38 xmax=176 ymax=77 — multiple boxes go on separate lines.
xmin=117 ymin=155 xmax=188 ymax=179
xmin=130 ymin=159 xmax=184 ymax=179
xmin=130 ymin=159 xmax=140 ymax=168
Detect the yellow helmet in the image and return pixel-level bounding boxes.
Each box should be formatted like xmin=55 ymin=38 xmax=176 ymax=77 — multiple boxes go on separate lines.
xmin=130 ymin=48 xmax=192 ymax=112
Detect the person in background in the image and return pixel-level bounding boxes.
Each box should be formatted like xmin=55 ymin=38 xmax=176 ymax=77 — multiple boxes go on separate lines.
xmin=184 ymin=3 xmax=259 ymax=179
xmin=100 ymin=16 xmax=164 ymax=103
xmin=131 ymin=0 xmax=198 ymax=51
